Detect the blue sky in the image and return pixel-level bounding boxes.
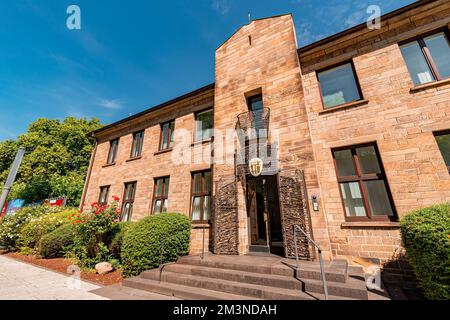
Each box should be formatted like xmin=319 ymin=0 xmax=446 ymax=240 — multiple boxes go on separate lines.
xmin=0 ymin=0 xmax=416 ymax=141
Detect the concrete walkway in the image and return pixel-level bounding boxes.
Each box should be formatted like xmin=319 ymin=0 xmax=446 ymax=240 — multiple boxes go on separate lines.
xmin=0 ymin=255 xmax=107 ymax=300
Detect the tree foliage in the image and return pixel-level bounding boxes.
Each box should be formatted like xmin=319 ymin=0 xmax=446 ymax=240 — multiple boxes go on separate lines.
xmin=0 ymin=117 xmax=102 ymax=206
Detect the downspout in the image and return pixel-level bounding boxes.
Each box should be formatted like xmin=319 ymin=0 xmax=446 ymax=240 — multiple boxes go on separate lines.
xmin=79 ymin=138 xmax=98 ymax=210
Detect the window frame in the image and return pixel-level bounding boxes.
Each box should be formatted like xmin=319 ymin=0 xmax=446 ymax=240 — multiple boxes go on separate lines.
xmin=189 ymin=170 xmax=212 ymax=224
xmin=332 ymin=143 xmax=397 ymax=222
xmin=434 ymin=130 xmax=450 ymax=174
xmin=194 ymin=109 xmax=214 ymax=142
xmin=316 ymin=60 xmax=364 ymax=110
xmin=98 ymin=185 xmax=110 ymax=205
xmin=121 ymin=181 xmax=137 ymax=222
xmin=107 ymin=138 xmax=119 ymax=164
xmin=130 ymin=131 xmax=145 ymax=159
xmin=399 ymin=28 xmax=450 ymax=85
xmin=159 ymin=120 xmax=175 ymax=151
xmin=151 ymin=176 xmax=170 ymax=214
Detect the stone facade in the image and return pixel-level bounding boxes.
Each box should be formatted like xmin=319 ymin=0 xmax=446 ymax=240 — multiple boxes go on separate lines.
xmin=82 ymin=0 xmax=450 ymax=264
xmin=299 ymin=0 xmax=450 ymax=262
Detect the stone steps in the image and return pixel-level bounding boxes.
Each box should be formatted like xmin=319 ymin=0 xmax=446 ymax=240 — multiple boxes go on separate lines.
xmin=120 ymin=254 xmax=369 ymax=300
xmin=123 ymin=276 xmax=262 ymax=300
xmin=156 ymin=263 xmax=367 ymax=299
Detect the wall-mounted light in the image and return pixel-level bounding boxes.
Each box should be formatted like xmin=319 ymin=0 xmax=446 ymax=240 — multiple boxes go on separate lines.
xmin=312 ymin=194 xmax=319 ymax=212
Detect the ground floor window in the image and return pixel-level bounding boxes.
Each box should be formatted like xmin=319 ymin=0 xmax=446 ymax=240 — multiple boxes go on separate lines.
xmin=190 ymin=170 xmax=212 ymax=222
xmin=121 ymin=182 xmax=136 ymax=221
xmin=434 ymin=131 xmax=450 ymax=173
xmin=332 ymin=143 xmax=396 ymax=221
xmin=152 ymin=177 xmax=170 ymax=214
xmin=98 ymin=186 xmax=110 ymax=205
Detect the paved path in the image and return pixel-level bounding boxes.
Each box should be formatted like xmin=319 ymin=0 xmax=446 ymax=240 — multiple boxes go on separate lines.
xmin=0 ymin=255 xmax=107 ymax=300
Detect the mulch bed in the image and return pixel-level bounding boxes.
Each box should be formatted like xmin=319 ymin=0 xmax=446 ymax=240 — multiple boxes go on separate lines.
xmin=3 ymin=252 xmax=123 ymax=286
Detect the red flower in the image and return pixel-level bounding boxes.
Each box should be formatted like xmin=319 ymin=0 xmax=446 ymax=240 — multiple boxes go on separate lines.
xmin=112 ymin=196 xmax=120 ymax=202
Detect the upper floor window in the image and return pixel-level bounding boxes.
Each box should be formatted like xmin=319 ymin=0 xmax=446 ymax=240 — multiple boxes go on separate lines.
xmin=434 ymin=131 xmax=450 ymax=173
xmin=107 ymin=139 xmax=119 ymax=164
xmin=247 ymin=94 xmax=265 ymax=138
xmin=160 ymin=120 xmax=175 ymax=151
xmin=131 ymin=131 xmax=144 ymax=158
xmin=400 ymin=31 xmax=450 ymax=86
xmin=195 ymin=109 xmax=213 ymax=142
xmin=121 ymin=182 xmax=136 ymax=222
xmin=152 ymin=177 xmax=170 ymax=214
xmin=317 ymin=62 xmax=362 ymax=109
xmin=332 ymin=144 xmax=396 ymax=221
xmin=98 ymin=186 xmax=110 ymax=205
xmin=191 ymin=170 xmax=212 ymax=222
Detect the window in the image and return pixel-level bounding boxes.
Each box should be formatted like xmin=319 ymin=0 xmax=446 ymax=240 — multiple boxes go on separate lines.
xmin=317 ymin=62 xmax=362 ymax=109
xmin=160 ymin=121 xmax=175 ymax=150
xmin=332 ymin=144 xmax=395 ymax=221
xmin=152 ymin=177 xmax=170 ymax=214
xmin=190 ymin=170 xmax=212 ymax=222
xmin=98 ymin=186 xmax=110 ymax=205
xmin=400 ymin=31 xmax=450 ymax=86
xmin=195 ymin=109 xmax=213 ymax=142
xmin=434 ymin=131 xmax=450 ymax=173
xmin=121 ymin=182 xmax=136 ymax=222
xmin=131 ymin=131 xmax=144 ymax=158
xmin=107 ymin=139 xmax=119 ymax=164
xmin=247 ymin=94 xmax=265 ymax=139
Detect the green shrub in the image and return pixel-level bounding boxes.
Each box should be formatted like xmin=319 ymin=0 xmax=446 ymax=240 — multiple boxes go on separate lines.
xmin=107 ymin=222 xmax=134 ymax=260
xmin=18 ymin=209 xmax=77 ymax=249
xmin=39 ymin=224 xmax=75 ymax=259
xmin=121 ymin=213 xmax=191 ymax=277
xmin=400 ymin=203 xmax=450 ymax=300
xmin=0 ymin=205 xmax=62 ymax=250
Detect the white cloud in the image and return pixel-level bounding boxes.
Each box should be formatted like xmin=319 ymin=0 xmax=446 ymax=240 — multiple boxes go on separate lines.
xmin=212 ymin=0 xmax=230 ymax=15
xmin=98 ymin=99 xmax=123 ymax=110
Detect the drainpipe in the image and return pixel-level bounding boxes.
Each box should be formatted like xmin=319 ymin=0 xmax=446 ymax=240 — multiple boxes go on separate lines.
xmin=79 ymin=140 xmax=97 ymax=210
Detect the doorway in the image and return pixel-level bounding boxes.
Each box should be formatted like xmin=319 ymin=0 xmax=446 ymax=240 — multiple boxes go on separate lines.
xmin=246 ymin=175 xmax=283 ymax=256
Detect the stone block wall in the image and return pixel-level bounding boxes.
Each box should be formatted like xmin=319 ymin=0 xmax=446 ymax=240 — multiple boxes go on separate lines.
xmin=299 ymin=0 xmax=450 ymax=262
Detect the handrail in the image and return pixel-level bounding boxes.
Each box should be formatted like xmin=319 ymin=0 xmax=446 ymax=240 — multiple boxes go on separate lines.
xmin=201 ymin=227 xmax=206 ymax=260
xmin=292 ymin=224 xmax=329 ymax=300
xmin=158 ymin=229 xmax=191 ymax=282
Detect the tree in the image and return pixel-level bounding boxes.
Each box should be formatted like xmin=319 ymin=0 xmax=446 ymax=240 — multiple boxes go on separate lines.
xmin=0 ymin=117 xmax=102 ymax=206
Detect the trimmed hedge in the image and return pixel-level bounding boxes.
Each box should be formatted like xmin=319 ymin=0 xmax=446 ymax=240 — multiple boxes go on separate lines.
xmin=121 ymin=213 xmax=191 ymax=277
xmin=18 ymin=209 xmax=77 ymax=249
xmin=400 ymin=203 xmax=450 ymax=300
xmin=39 ymin=224 xmax=75 ymax=259
xmin=107 ymin=221 xmax=134 ymax=259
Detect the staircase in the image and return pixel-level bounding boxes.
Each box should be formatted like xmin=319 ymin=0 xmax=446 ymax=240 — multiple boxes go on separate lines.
xmin=120 ymin=254 xmax=369 ymax=300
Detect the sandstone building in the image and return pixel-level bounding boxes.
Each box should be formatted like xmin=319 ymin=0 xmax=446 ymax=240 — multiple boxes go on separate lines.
xmin=82 ymin=0 xmax=450 ymax=265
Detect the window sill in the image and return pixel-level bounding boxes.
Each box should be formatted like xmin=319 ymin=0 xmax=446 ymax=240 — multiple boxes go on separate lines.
xmin=192 ymin=222 xmax=211 ymax=229
xmin=410 ymin=78 xmax=450 ymax=93
xmin=126 ymin=156 xmax=142 ymax=162
xmin=102 ymin=163 xmax=116 ymax=168
xmin=191 ymin=138 xmax=213 ymax=147
xmin=341 ymin=221 xmax=400 ymax=229
xmin=318 ymin=99 xmax=369 ymax=115
xmin=154 ymin=148 xmax=173 ymax=156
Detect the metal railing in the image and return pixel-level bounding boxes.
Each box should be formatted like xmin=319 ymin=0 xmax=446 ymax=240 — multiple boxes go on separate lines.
xmin=292 ymin=225 xmax=329 ymax=300
xmin=158 ymin=229 xmax=190 ymax=282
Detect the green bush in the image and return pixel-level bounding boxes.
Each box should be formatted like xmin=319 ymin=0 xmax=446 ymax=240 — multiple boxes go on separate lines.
xmin=18 ymin=209 xmax=77 ymax=249
xmin=400 ymin=203 xmax=450 ymax=300
xmin=107 ymin=222 xmax=134 ymax=260
xmin=121 ymin=213 xmax=191 ymax=277
xmin=39 ymin=224 xmax=75 ymax=259
xmin=0 ymin=205 xmax=62 ymax=250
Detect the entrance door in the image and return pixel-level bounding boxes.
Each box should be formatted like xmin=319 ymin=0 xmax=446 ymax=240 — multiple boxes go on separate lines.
xmin=246 ymin=175 xmax=283 ymax=255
